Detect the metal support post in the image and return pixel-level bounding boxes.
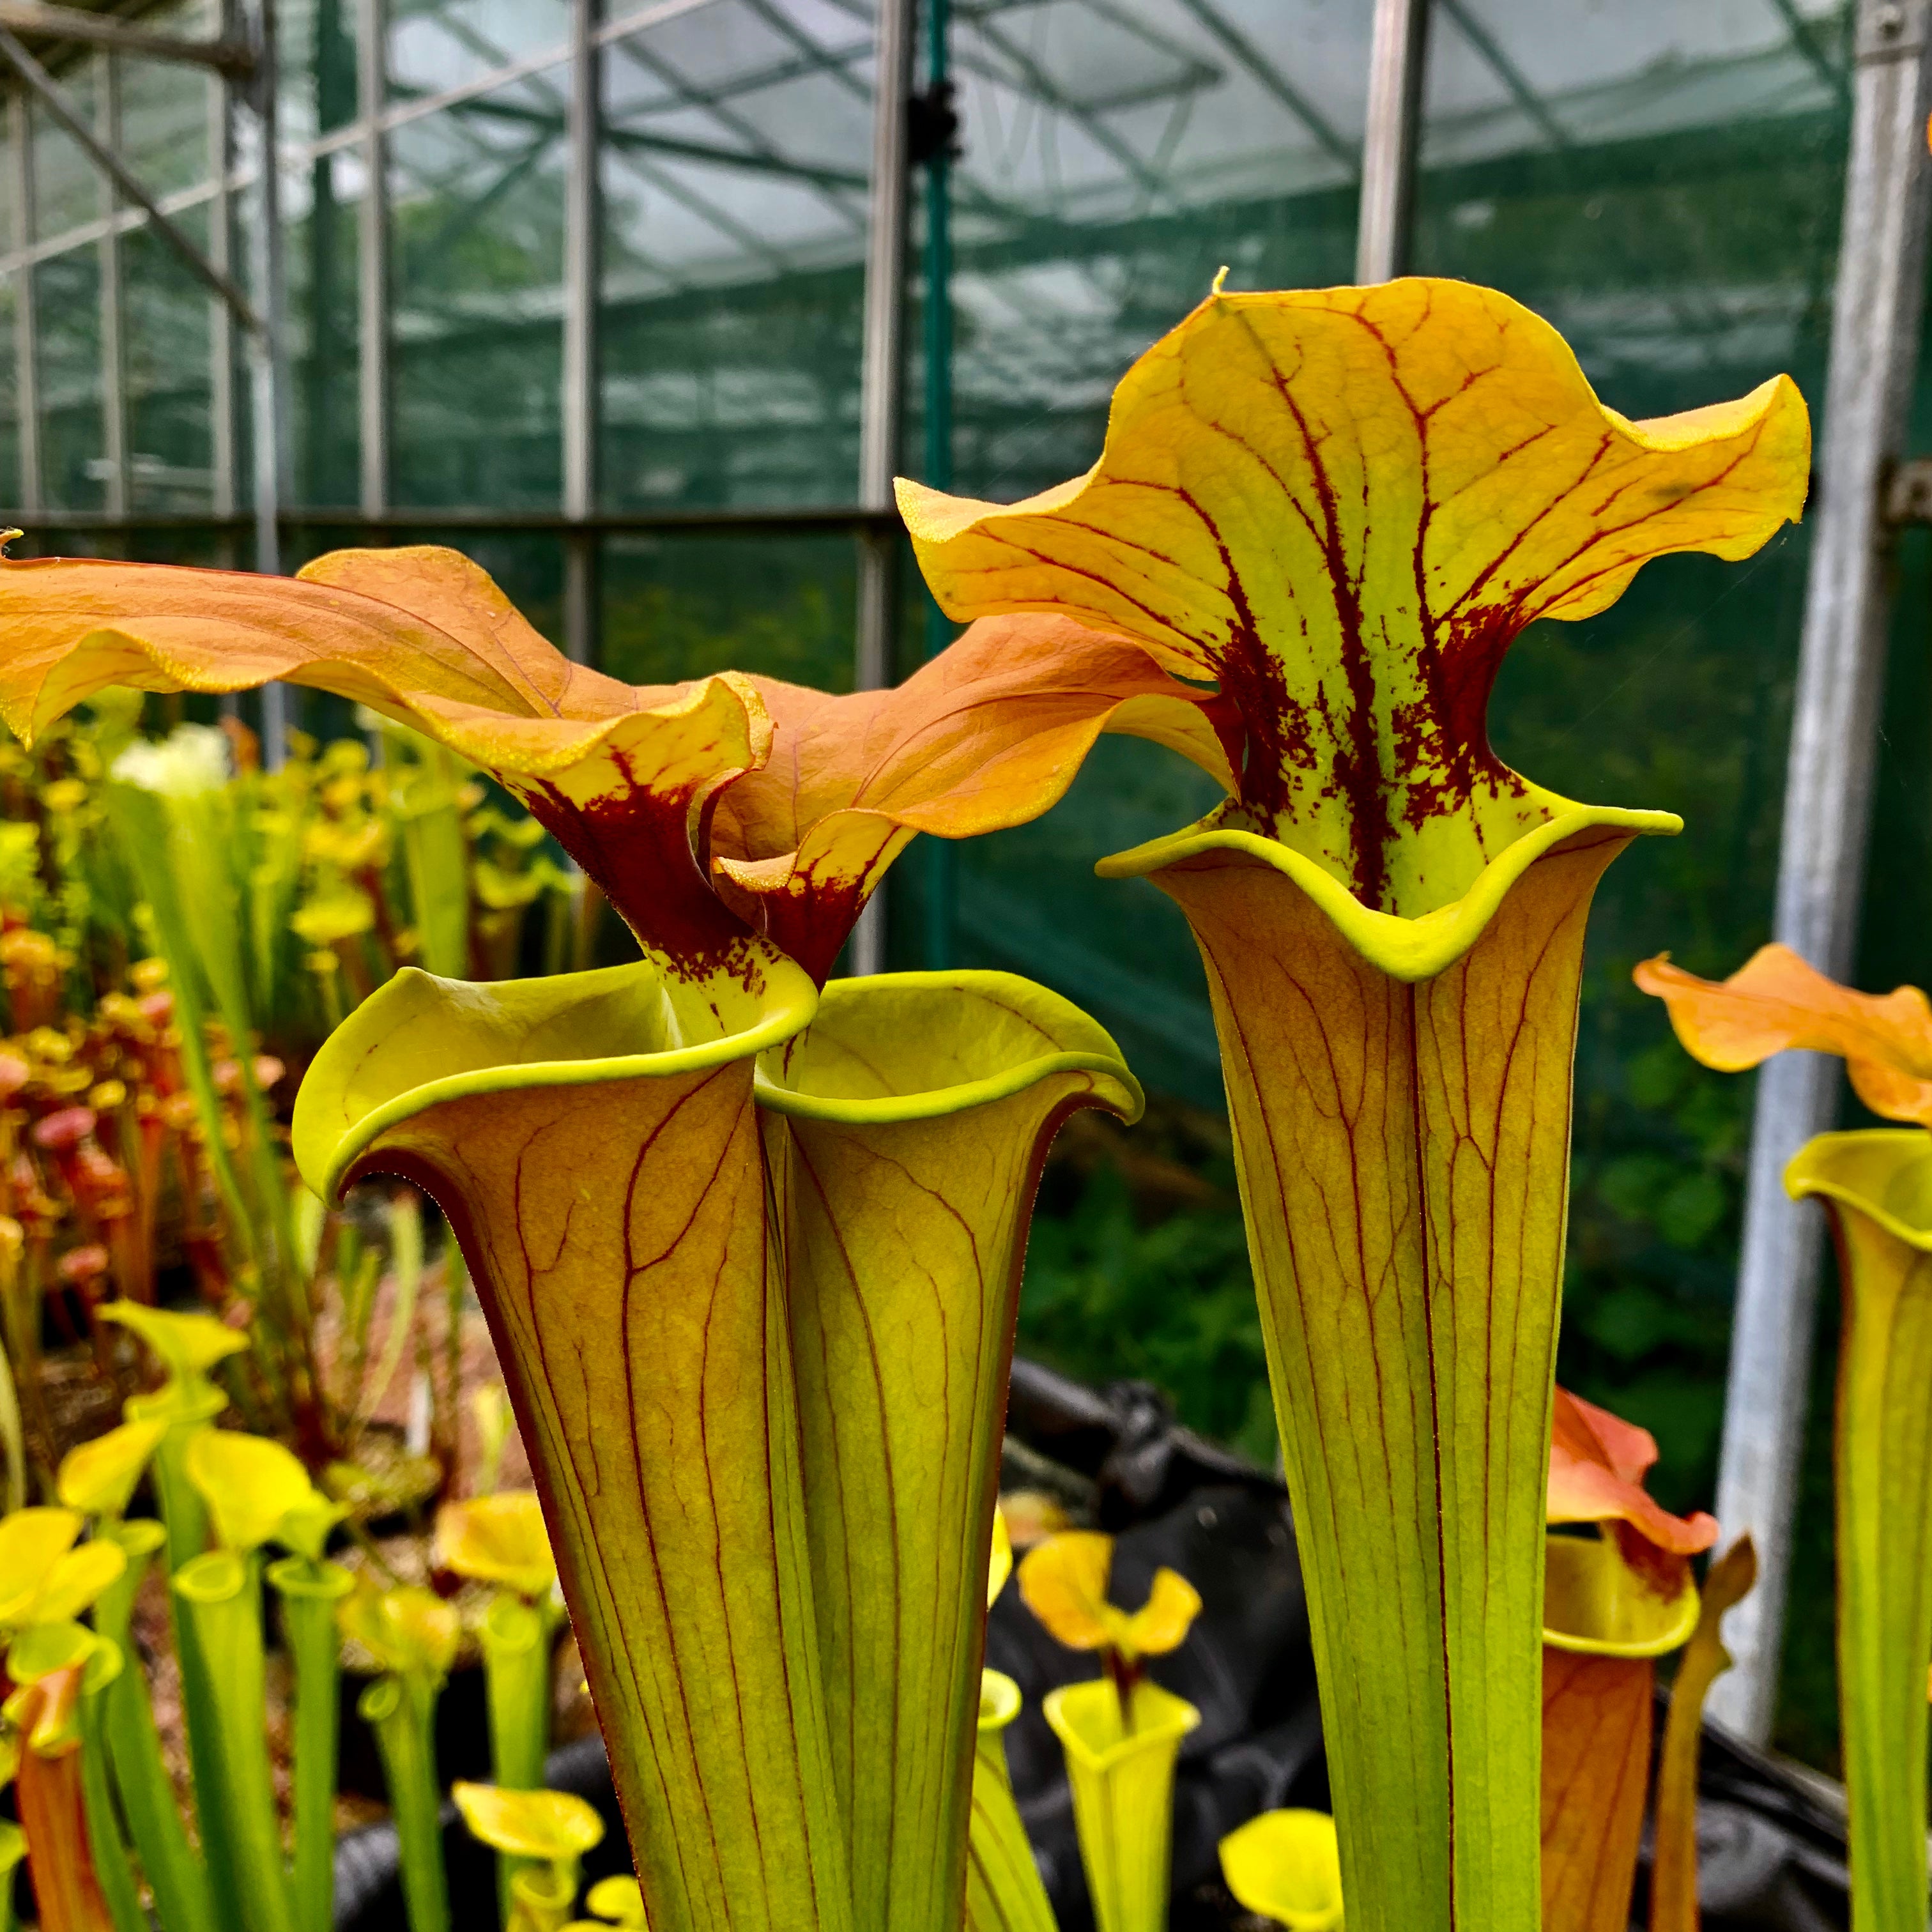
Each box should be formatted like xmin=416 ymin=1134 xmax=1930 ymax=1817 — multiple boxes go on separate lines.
xmin=95 ymin=49 xmax=127 ymax=518
xmin=237 ymin=0 xmax=291 ymax=762
xmin=850 ymin=0 xmax=915 ymax=976
xmin=562 ymin=0 xmax=601 ymax=664
xmin=919 ymin=0 xmax=954 ymax=972
xmin=356 ymin=0 xmax=387 ymax=516
xmin=1356 ymin=0 xmax=1429 ymax=282
xmin=1708 ymin=0 xmax=1932 ymax=1744
xmin=9 ymin=86 xmax=40 ymax=514
xmin=208 ymin=47 xmax=237 ymax=528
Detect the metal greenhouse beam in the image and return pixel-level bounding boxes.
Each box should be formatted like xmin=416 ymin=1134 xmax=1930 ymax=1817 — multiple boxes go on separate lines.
xmin=95 ymin=47 xmax=127 ymax=518
xmin=562 ymin=0 xmax=602 ymax=665
xmin=849 ymin=0 xmax=916 ymax=978
xmin=236 ymin=0 xmax=292 ymax=760
xmin=8 ymin=91 xmax=40 ymax=515
xmin=357 ymin=0 xmax=390 ymax=519
xmin=1710 ymin=0 xmax=1932 ymax=1745
xmin=1356 ymin=0 xmax=1429 ymax=282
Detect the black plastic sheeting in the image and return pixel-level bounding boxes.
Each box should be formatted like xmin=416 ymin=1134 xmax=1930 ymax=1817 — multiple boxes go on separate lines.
xmin=334 ymin=1360 xmax=1855 ymax=1931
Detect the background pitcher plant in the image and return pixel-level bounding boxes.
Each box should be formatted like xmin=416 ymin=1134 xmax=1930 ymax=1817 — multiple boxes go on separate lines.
xmin=902 ymin=276 xmax=1809 ymax=1932
xmin=1540 ymin=1387 xmax=1717 ymax=1932
xmin=1638 ymin=944 xmax=1932 ymax=1932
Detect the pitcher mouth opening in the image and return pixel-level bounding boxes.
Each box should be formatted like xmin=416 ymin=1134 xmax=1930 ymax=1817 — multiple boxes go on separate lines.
xmin=1098 ymin=804 xmax=1680 ymax=985
xmin=291 ymin=950 xmax=819 ymax=1203
xmin=754 ymin=970 xmax=1142 ymax=1128
xmin=1786 ymin=1129 xmax=1932 ymax=1248
xmin=1041 ymin=1678 xmax=1200 ymax=1770
xmin=1540 ymin=1530 xmax=1699 ymax=1659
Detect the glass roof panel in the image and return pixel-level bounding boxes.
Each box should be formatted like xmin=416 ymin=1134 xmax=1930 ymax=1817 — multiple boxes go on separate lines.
xmin=598 ymin=0 xmax=874 ymax=510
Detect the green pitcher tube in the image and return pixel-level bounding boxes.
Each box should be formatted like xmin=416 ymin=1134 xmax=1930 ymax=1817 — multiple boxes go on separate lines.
xmin=268 ymin=1556 xmax=355 ymax=1932
xmin=1786 ymin=1131 xmax=1932 ymax=1932
xmin=0 ymin=1820 xmax=25 ymax=1932
xmin=481 ymin=1592 xmax=555 ymax=1924
xmin=173 ymin=1550 xmax=297 ymax=1932
xmin=75 ymin=1639 xmax=148 ymax=1932
xmin=1043 ymin=1679 xmax=1199 ymax=1932
xmin=360 ymin=1672 xmax=451 ymax=1932
xmin=481 ymin=1593 xmax=553 ymax=1791
xmin=966 ymin=1670 xmax=1056 ymax=1932
xmin=94 ymin=1519 xmax=215 ymax=1932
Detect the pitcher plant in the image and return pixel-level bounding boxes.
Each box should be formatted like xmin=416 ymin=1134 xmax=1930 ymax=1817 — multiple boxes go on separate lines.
xmin=1540 ymin=1387 xmax=1715 ymax=1932
xmin=0 ymin=543 xmax=1171 ymax=1932
xmin=1638 ymin=943 xmax=1932 ymax=1932
xmin=901 ymin=275 xmax=1809 ymax=1931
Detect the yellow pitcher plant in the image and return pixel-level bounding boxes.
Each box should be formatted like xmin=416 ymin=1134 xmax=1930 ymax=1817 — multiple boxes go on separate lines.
xmin=99 ymin=1301 xmax=247 ymax=1570
xmin=452 ymin=1782 xmax=606 ymax=1932
xmin=178 ymin=1429 xmax=346 ymax=1932
xmin=1637 ymin=943 xmax=1932 ymax=1932
xmin=437 ymin=1489 xmax=564 ymax=1918
xmin=0 ymin=1506 xmax=132 ymax=1932
xmin=1018 ymin=1531 xmax=1202 ymax=1932
xmin=341 ymin=1580 xmax=463 ymax=1932
xmin=901 ymin=276 xmax=1809 ymax=1931
xmin=1218 ymin=1809 xmax=1343 ymax=1931
xmin=0 ymin=543 xmax=1166 ymax=1932
xmin=967 ymin=1505 xmax=1056 ymax=1932
xmin=51 ymin=1422 xmax=217 ymax=1932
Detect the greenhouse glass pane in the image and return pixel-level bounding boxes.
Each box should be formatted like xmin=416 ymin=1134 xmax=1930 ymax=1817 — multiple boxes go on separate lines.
xmin=119 ymin=35 xmax=211 ymax=197
xmin=125 ymin=209 xmax=218 ymax=511
xmin=280 ymin=0 xmax=339 ymax=147
xmin=388 ymin=1 xmax=573 ymax=507
xmin=287 ymin=145 xmax=364 ymax=507
xmin=601 ymin=529 xmax=857 ymax=692
xmin=0 ymin=104 xmax=12 ymax=262
xmin=926 ymin=0 xmax=1370 ymax=505
xmin=0 ymin=281 xmax=17 ymax=502
xmin=599 ymin=0 xmax=875 ymax=510
xmin=31 ymin=82 xmax=97 ymax=243
xmin=390 ymin=0 xmax=573 ymax=103
xmin=33 ymin=247 xmax=104 ymax=511
xmin=286 ymin=0 xmax=363 ymax=506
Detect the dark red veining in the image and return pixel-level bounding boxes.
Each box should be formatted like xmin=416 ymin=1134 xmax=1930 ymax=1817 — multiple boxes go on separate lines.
xmin=1255 ymin=361 xmax=1392 ymax=911
xmin=523 ymin=760 xmax=760 ymax=984
xmin=759 ymin=875 xmax=866 ymax=990
xmin=1392 ymin=601 xmax=1529 ymax=831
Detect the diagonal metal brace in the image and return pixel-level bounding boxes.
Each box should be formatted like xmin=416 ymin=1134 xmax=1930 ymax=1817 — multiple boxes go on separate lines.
xmin=0 ymin=24 xmax=261 ymax=332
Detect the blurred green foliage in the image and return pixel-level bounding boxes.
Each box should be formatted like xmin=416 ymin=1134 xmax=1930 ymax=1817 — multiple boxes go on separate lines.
xmin=601 ymin=534 xmax=857 ymax=694
xmin=1018 ymin=1162 xmax=1276 ymax=1466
